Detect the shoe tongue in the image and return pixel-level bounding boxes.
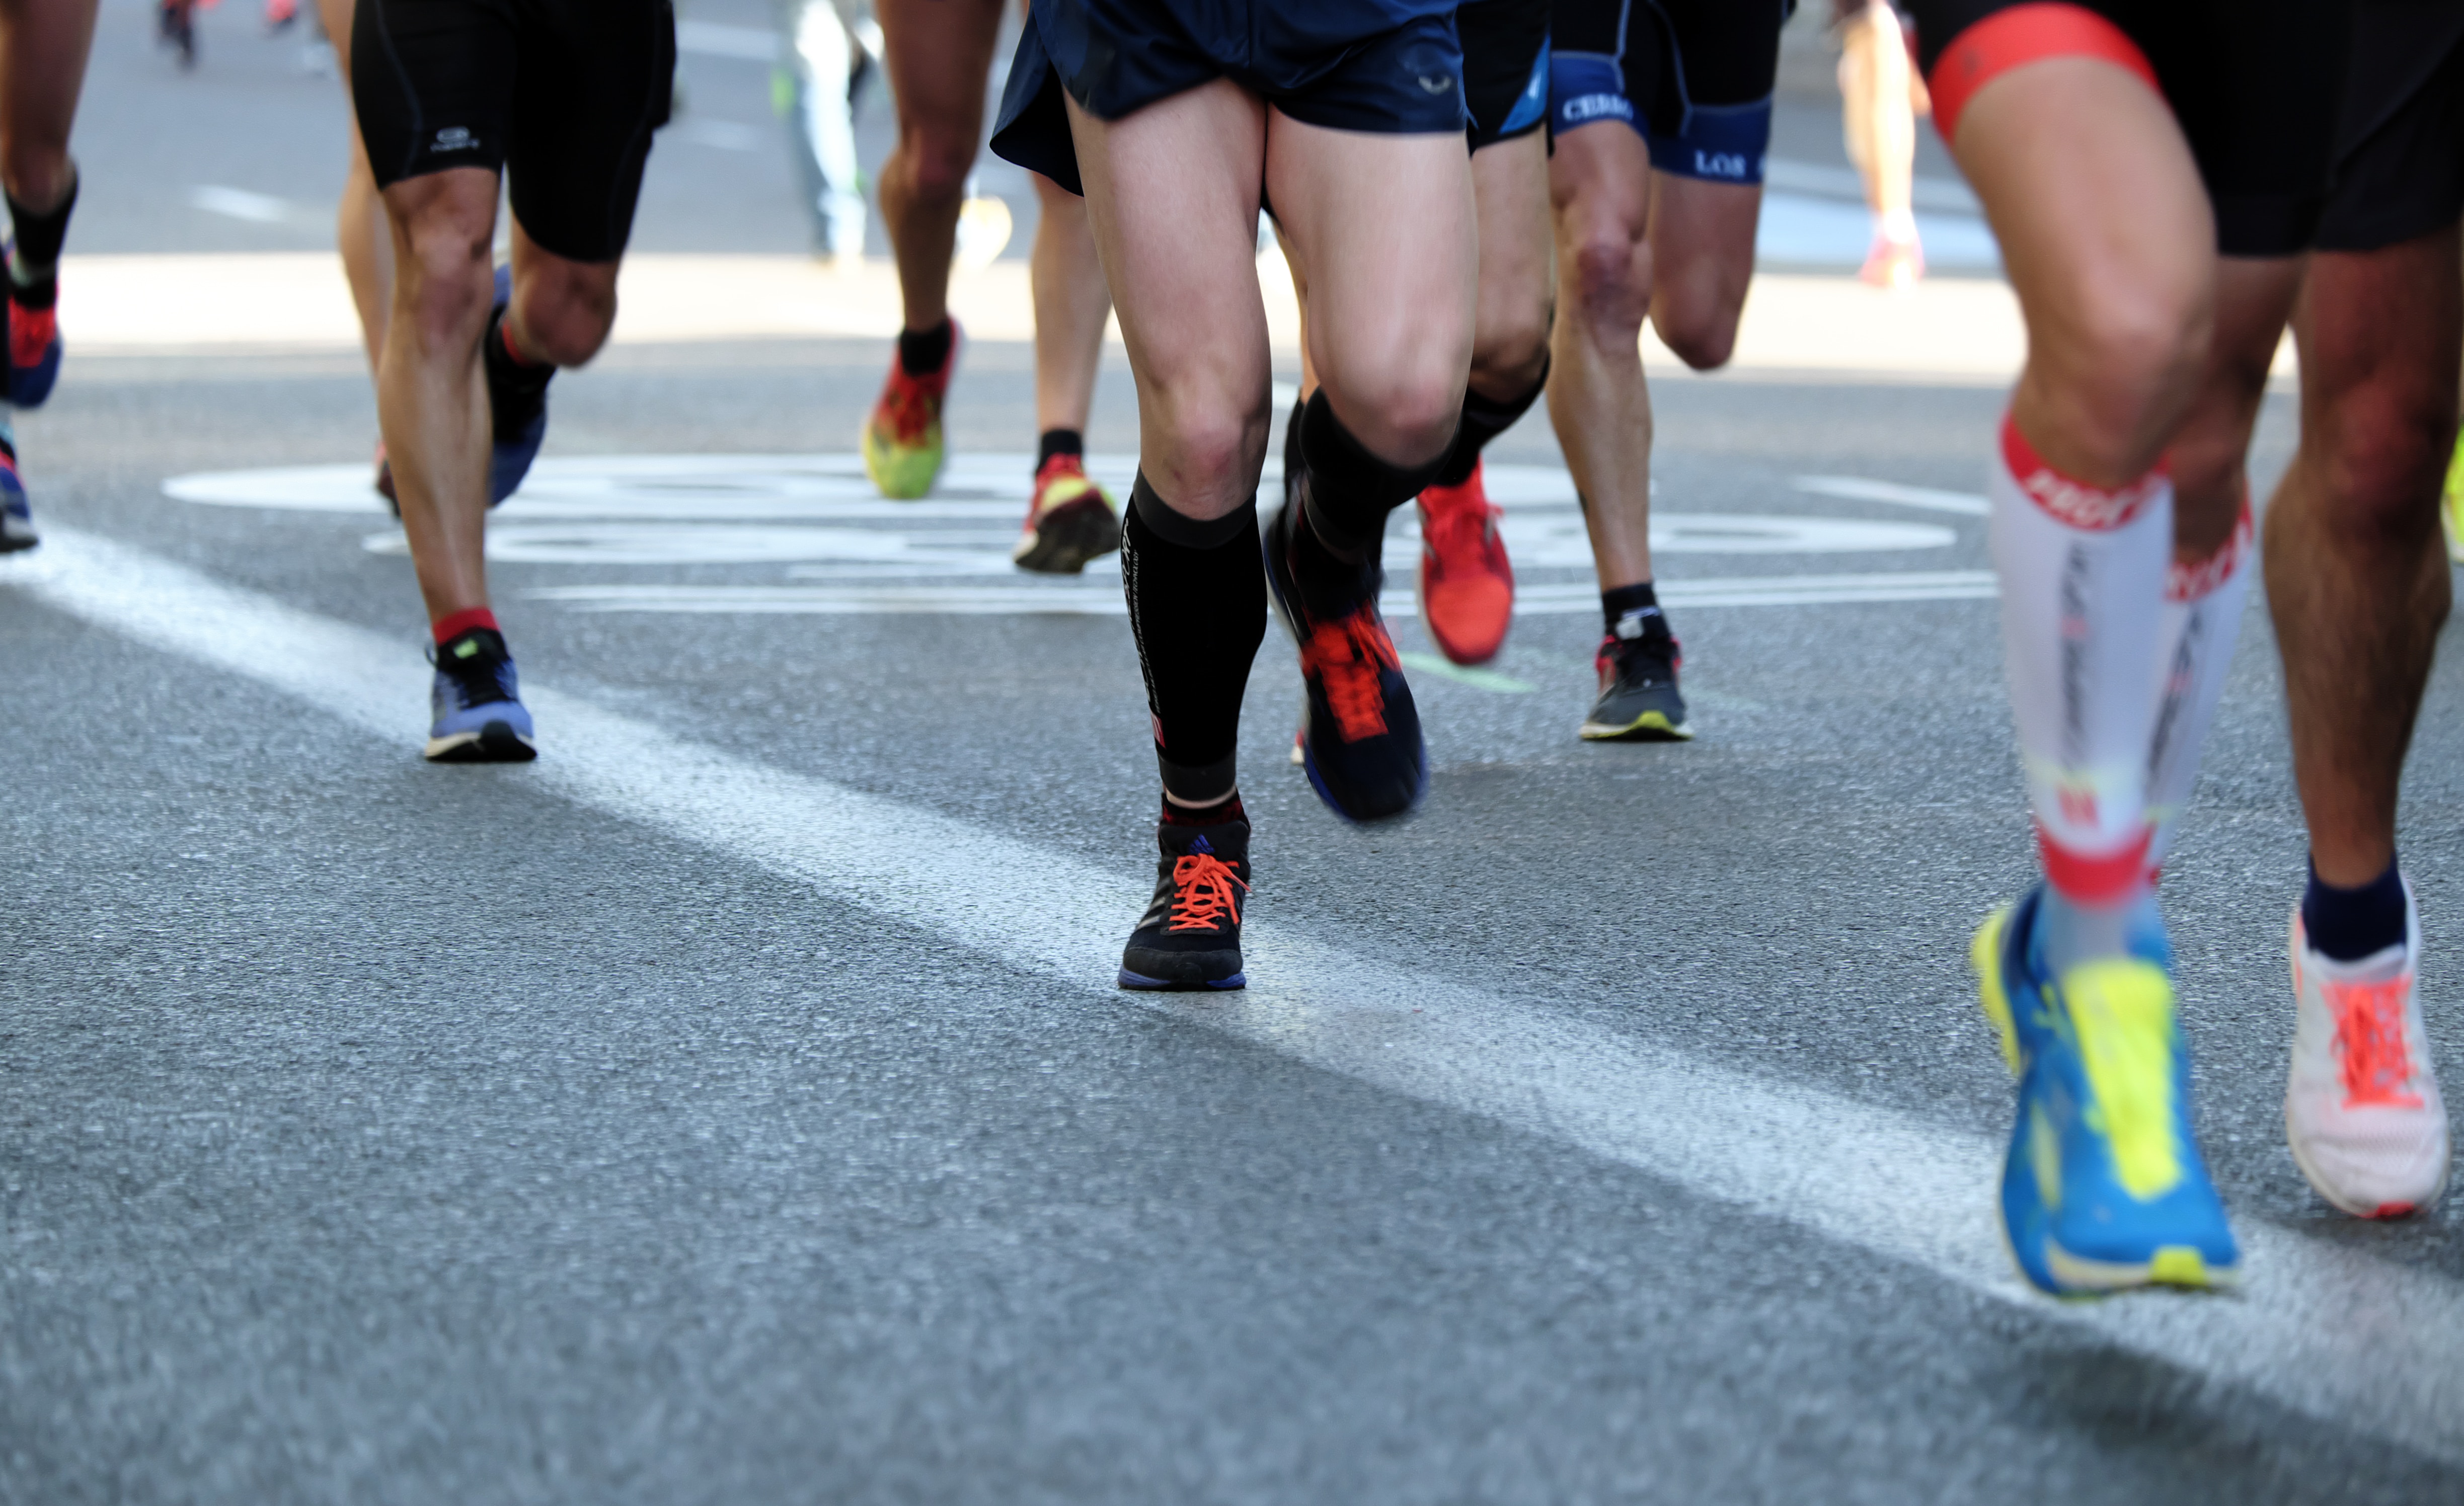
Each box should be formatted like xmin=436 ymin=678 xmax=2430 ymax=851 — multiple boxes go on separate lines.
xmin=442 ymin=627 xmax=509 ymax=666
xmin=1190 ymin=835 xmax=1212 ymax=855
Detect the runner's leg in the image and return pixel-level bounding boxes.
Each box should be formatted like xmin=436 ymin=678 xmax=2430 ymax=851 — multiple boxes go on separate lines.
xmin=1031 ymin=171 xmax=1110 ymax=440
xmin=316 ymin=0 xmax=390 ymax=374
xmin=2265 ymin=226 xmax=2463 ymax=890
xmin=875 ymin=0 xmax=1003 ymax=334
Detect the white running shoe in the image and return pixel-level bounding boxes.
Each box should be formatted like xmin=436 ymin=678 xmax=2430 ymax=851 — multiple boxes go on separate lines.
xmin=2285 ymin=883 xmax=2451 ymax=1217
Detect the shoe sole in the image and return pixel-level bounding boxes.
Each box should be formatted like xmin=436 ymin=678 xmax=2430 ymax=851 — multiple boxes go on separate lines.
xmin=2045 ymin=1242 xmax=2238 ymax=1293
xmin=1013 ymin=494 xmax=1121 ymax=574
xmin=1579 ymin=710 xmax=1693 ymax=742
xmin=1117 ymin=968 xmax=1246 ymax=991
xmin=0 ymin=530 xmax=38 ymax=554
xmin=425 ymin=719 xmax=538 ymax=763
xmin=2284 ymin=1119 xmax=2449 ymax=1220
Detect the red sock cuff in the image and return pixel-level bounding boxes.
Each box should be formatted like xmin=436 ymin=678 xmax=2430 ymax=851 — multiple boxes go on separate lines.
xmin=2038 ymin=821 xmax=2154 ymax=906
xmin=1999 ymin=416 xmax=2167 ymax=531
xmin=1929 ymin=3 xmax=2160 ymax=144
xmin=499 ymin=316 xmax=546 ymax=369
xmin=2166 ymin=487 xmax=2253 ymax=602
xmin=432 ymin=606 xmax=499 ymax=644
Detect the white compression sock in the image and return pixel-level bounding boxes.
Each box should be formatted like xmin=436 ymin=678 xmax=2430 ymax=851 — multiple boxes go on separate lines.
xmin=2144 ymin=491 xmax=2254 ymax=874
xmin=1987 ymin=416 xmax=2172 ymax=965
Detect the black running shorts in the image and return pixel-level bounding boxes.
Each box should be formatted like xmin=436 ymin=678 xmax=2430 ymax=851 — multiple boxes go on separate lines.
xmin=1460 ymin=0 xmax=1553 ymax=150
xmin=2315 ymin=0 xmax=2464 ymax=253
xmin=1549 ymin=0 xmax=1788 ymax=185
xmin=990 ymin=0 xmax=1467 ymax=195
xmin=1903 ymin=0 xmax=2351 ymax=258
xmin=352 ymin=0 xmax=677 ymax=263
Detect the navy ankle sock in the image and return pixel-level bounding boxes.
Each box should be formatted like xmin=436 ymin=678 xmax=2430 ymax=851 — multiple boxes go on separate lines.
xmin=2301 ymin=856 xmax=2408 ymax=962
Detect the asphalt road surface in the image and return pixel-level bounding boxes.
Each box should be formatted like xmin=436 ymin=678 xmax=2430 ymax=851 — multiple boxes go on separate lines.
xmin=3 ymin=3 xmax=2459 ymax=1501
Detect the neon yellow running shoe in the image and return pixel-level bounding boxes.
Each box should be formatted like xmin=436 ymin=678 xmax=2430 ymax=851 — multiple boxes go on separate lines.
xmin=862 ymin=322 xmax=960 ymax=500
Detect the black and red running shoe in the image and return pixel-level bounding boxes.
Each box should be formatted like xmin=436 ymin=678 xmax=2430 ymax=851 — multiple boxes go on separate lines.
xmin=1119 ymin=817 xmax=1250 ymax=990
xmin=1262 ymin=498 xmax=1427 ymax=822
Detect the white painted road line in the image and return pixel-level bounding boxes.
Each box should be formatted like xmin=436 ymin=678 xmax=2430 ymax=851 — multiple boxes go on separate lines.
xmin=523 ymin=572 xmax=2001 ymax=616
xmin=1795 ymin=475 xmax=1993 ymax=517
xmin=9 ymin=526 xmax=2460 ymax=1466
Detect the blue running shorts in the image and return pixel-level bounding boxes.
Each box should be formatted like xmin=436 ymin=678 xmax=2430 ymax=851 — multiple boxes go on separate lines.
xmin=1547 ymin=0 xmax=1786 ymax=185
xmin=991 ymin=0 xmax=1467 ymax=194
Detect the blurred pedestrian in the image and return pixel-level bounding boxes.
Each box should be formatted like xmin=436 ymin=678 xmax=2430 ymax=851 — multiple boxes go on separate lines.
xmin=1834 ymin=0 xmax=1925 ymax=288
xmin=775 ymin=0 xmax=868 ymax=264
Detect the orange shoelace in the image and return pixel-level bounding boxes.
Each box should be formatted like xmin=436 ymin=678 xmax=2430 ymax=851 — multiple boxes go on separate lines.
xmin=2329 ymin=976 xmax=2424 ymax=1107
xmin=10 ymin=301 xmax=52 ymax=371
xmin=1303 ymin=612 xmax=1400 ymax=741
xmin=1167 ymin=850 xmax=1247 ymax=932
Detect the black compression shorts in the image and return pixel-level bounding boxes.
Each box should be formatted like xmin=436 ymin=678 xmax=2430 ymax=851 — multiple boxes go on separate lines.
xmin=990 ymin=0 xmax=1467 ymax=195
xmin=1460 ymin=0 xmax=1553 ymax=150
xmin=1904 ymin=0 xmax=2350 ymax=258
xmin=2315 ymin=0 xmax=2464 ymax=253
xmin=1549 ymin=0 xmax=1788 ymax=185
xmin=352 ymin=0 xmax=676 ymax=263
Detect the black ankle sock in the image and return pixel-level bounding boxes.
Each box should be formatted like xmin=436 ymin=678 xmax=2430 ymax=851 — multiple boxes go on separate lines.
xmin=1434 ymin=361 xmax=1547 ymax=488
xmin=1602 ymin=580 xmax=1665 ymax=641
xmin=1037 ymin=428 xmax=1084 ymax=471
xmin=1161 ymin=791 xmax=1246 ymax=828
xmin=482 ymin=308 xmax=553 ymax=440
xmin=1123 ymin=472 xmax=1267 ymax=799
xmin=1294 ymin=389 xmax=1451 ymax=556
xmin=5 ymin=172 xmax=75 ymax=308
xmin=2301 ymin=856 xmax=2408 ymax=962
xmin=898 ymin=319 xmax=953 ymax=378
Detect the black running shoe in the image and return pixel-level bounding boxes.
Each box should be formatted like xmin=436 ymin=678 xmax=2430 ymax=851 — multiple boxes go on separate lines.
xmin=1580 ymin=624 xmax=1692 ymax=741
xmin=1262 ymin=499 xmax=1427 ymax=821
xmin=1119 ymin=817 xmax=1250 ymax=990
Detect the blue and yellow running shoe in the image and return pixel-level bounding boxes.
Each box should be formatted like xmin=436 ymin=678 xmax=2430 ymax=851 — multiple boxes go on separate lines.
xmin=1972 ymin=888 xmax=2239 ymax=1295
xmin=2441 ymin=431 xmax=2464 ymax=567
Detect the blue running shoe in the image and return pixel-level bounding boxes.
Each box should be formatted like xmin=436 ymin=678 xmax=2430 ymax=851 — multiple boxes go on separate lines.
xmin=3 ymin=247 xmax=61 ymax=410
xmin=426 ymin=626 xmax=537 ymax=762
xmin=0 ymin=449 xmax=33 ymax=553
xmin=1973 ymin=888 xmax=2239 ymax=1295
xmin=1261 ymin=498 xmax=1426 ymax=822
xmin=482 ymin=265 xmax=547 ymax=507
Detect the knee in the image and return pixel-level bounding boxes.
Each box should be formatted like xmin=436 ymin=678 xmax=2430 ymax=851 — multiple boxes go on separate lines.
xmin=1653 ymin=299 xmax=1741 ymax=371
xmin=1153 ymin=386 xmax=1269 ymax=496
xmin=1338 ymin=365 xmax=1464 ymax=465
xmin=1560 ymin=230 xmax=1652 ymax=344
xmin=396 ymin=221 xmax=496 ymax=352
xmin=513 ymin=269 xmax=618 ymax=367
xmin=893 ymin=120 xmax=976 ymax=203
xmin=2318 ymin=384 xmax=2456 ymax=541
xmin=1471 ymin=293 xmax=1553 ymax=397
xmin=2040 ymin=279 xmax=2213 ymax=477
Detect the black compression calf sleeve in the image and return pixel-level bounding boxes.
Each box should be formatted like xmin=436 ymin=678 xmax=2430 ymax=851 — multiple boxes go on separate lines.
xmin=1295 ymin=389 xmax=1454 ymax=555
xmin=6 ymin=170 xmax=76 ymax=306
xmin=1435 ymin=358 xmax=1548 ymax=488
xmin=1121 ymin=473 xmax=1267 ymax=803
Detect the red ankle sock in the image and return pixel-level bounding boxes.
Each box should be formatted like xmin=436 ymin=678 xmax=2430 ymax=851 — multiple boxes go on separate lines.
xmin=432 ymin=606 xmax=499 ymax=644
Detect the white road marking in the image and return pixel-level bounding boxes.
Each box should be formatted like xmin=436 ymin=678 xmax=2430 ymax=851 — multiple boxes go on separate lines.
xmin=523 ymin=572 xmax=2000 ymax=615
xmin=187 ymin=185 xmax=303 ymax=226
xmin=1397 ymin=652 xmax=1536 ymax=694
xmin=7 ymin=524 xmax=2460 ymax=1464
xmin=667 ymin=118 xmax=766 ymax=153
xmin=674 ymin=19 xmax=777 ymax=60
xmin=1796 ymin=475 xmax=1992 ymax=517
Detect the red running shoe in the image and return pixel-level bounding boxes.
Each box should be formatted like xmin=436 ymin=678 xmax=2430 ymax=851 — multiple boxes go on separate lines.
xmin=1415 ymin=457 xmax=1513 ymax=665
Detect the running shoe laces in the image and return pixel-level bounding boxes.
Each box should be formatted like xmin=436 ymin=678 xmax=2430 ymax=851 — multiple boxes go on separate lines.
xmin=1305 ymin=613 xmax=1402 ymax=741
xmin=2328 ymin=976 xmax=2424 ymax=1108
xmin=432 ymin=630 xmax=516 ymax=710
xmin=1166 ymin=843 xmax=1247 ymax=932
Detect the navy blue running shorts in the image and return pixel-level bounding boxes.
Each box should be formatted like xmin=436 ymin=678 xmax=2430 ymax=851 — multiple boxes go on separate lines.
xmin=1460 ymin=0 xmax=1553 ymax=151
xmin=990 ymin=0 xmax=1467 ymax=195
xmin=2314 ymin=0 xmax=2464 ymax=253
xmin=352 ymin=0 xmax=676 ymax=263
xmin=1904 ymin=0 xmax=2351 ymax=258
xmin=1548 ymin=0 xmax=1788 ymax=185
